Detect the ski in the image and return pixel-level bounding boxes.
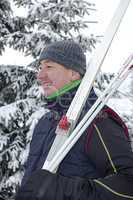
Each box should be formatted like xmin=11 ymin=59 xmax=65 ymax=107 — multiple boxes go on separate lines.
xmin=43 ymin=0 xmax=131 ymax=171
xmin=43 ymin=55 xmax=133 ymax=172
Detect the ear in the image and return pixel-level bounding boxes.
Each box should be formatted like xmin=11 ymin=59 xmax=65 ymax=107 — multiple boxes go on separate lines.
xmin=71 ymin=70 xmax=81 ymax=81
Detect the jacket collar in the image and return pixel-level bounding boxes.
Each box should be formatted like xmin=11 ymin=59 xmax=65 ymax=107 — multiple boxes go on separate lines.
xmin=45 ymin=86 xmax=97 ymax=117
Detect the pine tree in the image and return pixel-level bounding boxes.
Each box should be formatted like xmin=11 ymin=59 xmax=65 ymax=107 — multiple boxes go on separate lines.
xmin=126 ymin=74 xmax=133 ymax=150
xmin=0 ymin=0 xmax=13 ymax=54
xmin=0 ymin=65 xmax=47 ymax=200
xmin=6 ymin=0 xmax=97 ymax=58
xmin=0 ymin=0 xmax=29 ymax=55
xmin=94 ymin=72 xmax=115 ymax=94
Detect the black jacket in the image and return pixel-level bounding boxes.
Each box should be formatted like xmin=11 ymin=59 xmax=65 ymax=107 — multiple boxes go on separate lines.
xmin=16 ymin=88 xmax=133 ymax=200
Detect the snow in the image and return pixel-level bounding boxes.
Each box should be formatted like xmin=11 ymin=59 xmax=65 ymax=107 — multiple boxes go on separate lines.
xmin=108 ymin=97 xmax=133 ymax=116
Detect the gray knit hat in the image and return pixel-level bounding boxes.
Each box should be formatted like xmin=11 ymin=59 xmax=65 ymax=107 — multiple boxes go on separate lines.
xmin=38 ymin=40 xmax=86 ymax=76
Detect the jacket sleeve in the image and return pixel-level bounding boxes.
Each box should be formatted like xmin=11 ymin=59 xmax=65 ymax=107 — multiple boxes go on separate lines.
xmin=86 ymin=109 xmax=133 ymax=198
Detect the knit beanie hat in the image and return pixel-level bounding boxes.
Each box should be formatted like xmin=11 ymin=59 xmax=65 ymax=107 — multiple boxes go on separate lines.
xmin=38 ymin=40 xmax=86 ymax=76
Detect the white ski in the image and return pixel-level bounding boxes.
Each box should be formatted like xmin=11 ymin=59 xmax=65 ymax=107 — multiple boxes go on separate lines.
xmin=44 ymin=55 xmax=133 ymax=172
xmin=43 ymin=0 xmax=131 ymax=171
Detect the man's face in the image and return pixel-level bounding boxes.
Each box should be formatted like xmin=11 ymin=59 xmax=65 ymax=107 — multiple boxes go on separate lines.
xmin=37 ymin=60 xmax=80 ymax=97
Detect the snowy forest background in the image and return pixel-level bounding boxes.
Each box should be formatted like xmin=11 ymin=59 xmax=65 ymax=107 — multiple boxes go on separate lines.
xmin=0 ymin=0 xmax=133 ymax=199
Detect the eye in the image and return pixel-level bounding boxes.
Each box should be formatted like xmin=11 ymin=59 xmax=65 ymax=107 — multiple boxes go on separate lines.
xmin=47 ymin=65 xmax=52 ymax=69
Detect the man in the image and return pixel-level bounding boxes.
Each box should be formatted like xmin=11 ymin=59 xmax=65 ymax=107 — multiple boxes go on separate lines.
xmin=15 ymin=40 xmax=133 ymax=200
